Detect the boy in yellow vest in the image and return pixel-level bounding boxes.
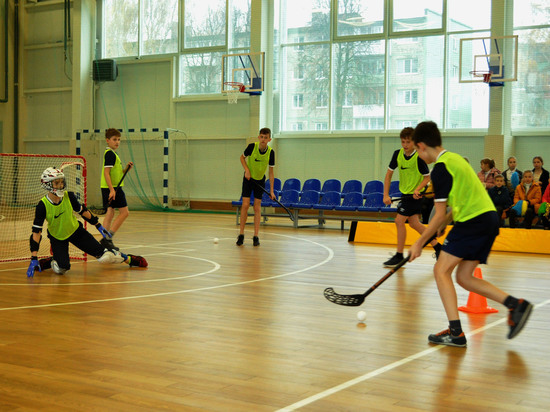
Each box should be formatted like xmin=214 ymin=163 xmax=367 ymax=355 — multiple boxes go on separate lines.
xmin=27 ymin=167 xmax=147 ymax=277
xmin=236 ymin=128 xmax=275 ymax=247
xmin=409 ymin=121 xmax=532 ymax=347
xmin=101 ymin=128 xmax=133 ymax=250
xmin=383 ymin=127 xmax=442 ymax=267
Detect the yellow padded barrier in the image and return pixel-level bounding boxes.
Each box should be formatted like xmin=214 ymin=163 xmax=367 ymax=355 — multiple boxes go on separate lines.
xmin=349 ymin=221 xmax=550 ymax=255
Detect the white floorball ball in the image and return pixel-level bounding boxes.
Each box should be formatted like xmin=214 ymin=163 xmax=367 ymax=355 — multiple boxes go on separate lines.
xmin=357 ymin=310 xmax=367 ymax=322
xmin=213 ymin=238 xmax=219 ymax=244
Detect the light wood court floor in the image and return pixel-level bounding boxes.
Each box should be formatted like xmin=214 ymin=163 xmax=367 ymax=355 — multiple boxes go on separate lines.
xmin=0 ymin=211 xmax=548 ymax=411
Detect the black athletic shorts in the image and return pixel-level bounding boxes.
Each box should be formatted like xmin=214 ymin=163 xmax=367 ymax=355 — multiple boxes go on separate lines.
xmin=396 ymin=195 xmax=422 ymax=217
xmin=102 ymin=187 xmax=128 ymax=209
xmin=442 ymin=211 xmax=499 ymax=264
xmin=241 ymin=176 xmax=266 ymax=200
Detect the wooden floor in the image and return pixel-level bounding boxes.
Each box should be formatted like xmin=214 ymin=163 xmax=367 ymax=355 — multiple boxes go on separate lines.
xmin=0 ymin=211 xmax=548 ymax=411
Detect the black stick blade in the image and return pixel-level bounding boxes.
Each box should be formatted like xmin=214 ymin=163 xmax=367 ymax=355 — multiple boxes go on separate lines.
xmin=323 ymin=287 xmax=366 ymax=307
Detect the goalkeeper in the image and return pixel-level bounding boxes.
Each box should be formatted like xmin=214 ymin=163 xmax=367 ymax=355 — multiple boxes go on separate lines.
xmin=27 ymin=167 xmax=147 ymax=278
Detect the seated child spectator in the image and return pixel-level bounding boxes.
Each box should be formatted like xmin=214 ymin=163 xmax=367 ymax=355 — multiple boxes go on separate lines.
xmin=477 ymin=158 xmax=501 ymax=189
xmin=509 ymin=170 xmax=542 ymax=229
xmin=539 ymin=178 xmax=550 ymax=230
xmin=532 ymin=156 xmax=549 ymax=196
xmin=488 ymin=174 xmax=512 ymax=227
xmin=502 ymin=156 xmax=522 ymax=198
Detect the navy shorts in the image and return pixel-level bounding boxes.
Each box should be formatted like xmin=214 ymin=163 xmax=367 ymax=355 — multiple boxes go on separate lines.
xmin=397 ymin=195 xmax=422 ymax=217
xmin=442 ymin=211 xmax=499 ymax=264
xmin=241 ymin=176 xmax=266 ymax=201
xmin=102 ymin=187 xmax=128 ymax=209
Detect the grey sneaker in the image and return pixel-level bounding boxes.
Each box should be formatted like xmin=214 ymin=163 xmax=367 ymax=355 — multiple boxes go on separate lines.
xmin=428 ymin=329 xmax=467 ymax=347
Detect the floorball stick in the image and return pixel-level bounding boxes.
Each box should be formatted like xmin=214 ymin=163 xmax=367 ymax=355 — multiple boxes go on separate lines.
xmin=108 ymin=164 xmax=132 ymax=206
xmin=254 ymin=181 xmax=295 ymax=222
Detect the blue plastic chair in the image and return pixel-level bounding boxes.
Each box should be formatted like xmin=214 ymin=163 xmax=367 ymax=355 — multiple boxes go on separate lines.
xmin=363 ymin=180 xmax=384 ymax=198
xmin=291 ymin=190 xmax=321 ymax=208
xmin=261 ymin=190 xmax=278 ymax=207
xmin=389 ymin=181 xmax=401 ymax=197
xmin=282 ymin=178 xmax=301 ymax=193
xmin=341 ymin=180 xmax=363 ymax=197
xmin=301 ymin=178 xmax=321 ymax=193
xmin=321 ymin=179 xmax=342 ymax=195
xmin=265 ymin=178 xmax=282 ymax=196
xmin=358 ymin=192 xmax=385 ymax=212
xmin=279 ymin=189 xmax=300 ymax=207
xmin=335 ymin=192 xmax=364 ymax=211
xmin=313 ymin=191 xmax=341 ymax=210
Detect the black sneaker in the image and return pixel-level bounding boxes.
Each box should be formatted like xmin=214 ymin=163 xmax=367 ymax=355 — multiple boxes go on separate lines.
xmin=253 ymin=236 xmax=260 ymax=246
xmin=383 ymin=253 xmax=403 ymax=267
xmin=236 ymin=234 xmax=244 ymax=246
xmin=508 ymin=299 xmax=533 ymax=339
xmin=100 ymin=237 xmax=119 ymax=251
xmin=428 ymin=329 xmax=467 ymax=347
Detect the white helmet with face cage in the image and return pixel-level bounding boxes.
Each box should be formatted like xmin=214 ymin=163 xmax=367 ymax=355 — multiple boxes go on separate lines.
xmin=41 ymin=167 xmax=66 ymax=197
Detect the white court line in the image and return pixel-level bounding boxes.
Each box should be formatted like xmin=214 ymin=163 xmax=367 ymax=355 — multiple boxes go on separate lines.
xmin=0 ymin=233 xmax=334 ymax=311
xmin=277 ymin=298 xmax=550 ymax=411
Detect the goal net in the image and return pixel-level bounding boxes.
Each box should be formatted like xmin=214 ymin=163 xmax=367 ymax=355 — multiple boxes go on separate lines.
xmin=0 ymin=154 xmax=88 ymax=263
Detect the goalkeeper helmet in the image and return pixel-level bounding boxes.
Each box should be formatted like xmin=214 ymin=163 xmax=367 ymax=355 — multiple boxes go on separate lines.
xmin=41 ymin=167 xmax=66 ymax=197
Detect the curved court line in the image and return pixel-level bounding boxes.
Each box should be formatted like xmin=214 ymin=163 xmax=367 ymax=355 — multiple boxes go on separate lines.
xmin=0 ymin=255 xmax=220 ymax=286
xmin=0 ymin=233 xmax=334 ymax=311
xmin=277 ymin=298 xmax=550 ymax=411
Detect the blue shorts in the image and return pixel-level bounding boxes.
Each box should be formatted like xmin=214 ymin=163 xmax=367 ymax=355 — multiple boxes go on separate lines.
xmin=102 ymin=187 xmax=128 ymax=209
xmin=442 ymin=211 xmax=499 ymax=264
xmin=241 ymin=176 xmax=265 ymax=200
xmin=397 ymin=195 xmax=422 ymax=217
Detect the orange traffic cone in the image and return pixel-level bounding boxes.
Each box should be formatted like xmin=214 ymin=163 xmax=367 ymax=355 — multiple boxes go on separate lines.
xmin=458 ymin=268 xmax=499 ymax=314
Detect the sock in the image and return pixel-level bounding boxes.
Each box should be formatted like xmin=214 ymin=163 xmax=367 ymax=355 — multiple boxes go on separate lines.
xmin=395 ymin=252 xmax=404 ymax=258
xmin=434 ymin=243 xmax=442 ymax=252
xmin=503 ymin=295 xmax=519 ymax=310
xmin=449 ymin=319 xmax=463 ymax=336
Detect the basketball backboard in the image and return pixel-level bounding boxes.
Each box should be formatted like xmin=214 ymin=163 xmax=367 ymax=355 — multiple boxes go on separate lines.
xmin=222 ymin=51 xmax=264 ymax=94
xmin=459 ymin=35 xmax=518 ymax=84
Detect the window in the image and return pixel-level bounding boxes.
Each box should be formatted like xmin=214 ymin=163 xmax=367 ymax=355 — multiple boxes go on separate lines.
xmin=397 ymin=59 xmax=418 ymax=74
xmin=392 ymin=0 xmax=443 ymax=32
xmin=315 ymin=122 xmax=328 ymax=130
xmin=184 ymin=0 xmax=226 ymax=49
xmin=293 ymin=94 xmax=304 ymax=108
xmin=316 ymin=93 xmax=328 ymax=108
xmin=293 ymin=64 xmax=304 ymax=80
xmin=336 ymin=0 xmax=384 ymax=37
xmin=397 ymin=90 xmax=418 ymax=105
xmin=292 ymin=122 xmax=304 ymax=131
xmin=103 ymin=0 xmax=178 ymax=58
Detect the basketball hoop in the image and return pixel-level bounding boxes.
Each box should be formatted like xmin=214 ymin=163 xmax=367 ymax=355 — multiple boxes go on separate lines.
xmin=224 ymin=82 xmax=245 ymax=104
xmin=470 ymin=70 xmax=493 ymax=83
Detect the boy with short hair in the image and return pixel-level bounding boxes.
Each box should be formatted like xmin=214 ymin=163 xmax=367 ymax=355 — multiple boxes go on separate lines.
xmin=488 ymin=174 xmax=512 ymax=227
xmin=382 ymin=127 xmax=442 ymax=267
xmin=236 ymin=127 xmax=275 ymax=247
xmin=101 ymin=128 xmax=133 ymax=250
xmin=409 ymin=121 xmax=532 ymax=347
xmin=27 ymin=167 xmax=147 ymax=277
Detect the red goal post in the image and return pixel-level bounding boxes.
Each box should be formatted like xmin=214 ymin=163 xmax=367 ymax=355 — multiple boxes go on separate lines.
xmin=0 ymin=154 xmax=88 ymax=263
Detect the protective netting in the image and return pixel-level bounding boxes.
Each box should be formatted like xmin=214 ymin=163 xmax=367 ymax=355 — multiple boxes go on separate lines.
xmin=0 ymin=154 xmax=87 ymax=262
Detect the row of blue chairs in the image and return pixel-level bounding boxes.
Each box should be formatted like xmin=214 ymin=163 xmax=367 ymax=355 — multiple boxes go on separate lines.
xmin=267 ymin=178 xmax=402 ymax=199
xmin=259 ymin=190 xmax=397 ymax=213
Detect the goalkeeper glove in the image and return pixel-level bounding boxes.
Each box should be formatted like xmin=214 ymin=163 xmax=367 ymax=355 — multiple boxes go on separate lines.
xmin=95 ymin=224 xmax=113 ymax=239
xmin=27 ymin=256 xmax=41 ymax=278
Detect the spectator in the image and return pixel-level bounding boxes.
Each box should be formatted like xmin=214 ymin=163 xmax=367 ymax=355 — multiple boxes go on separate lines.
xmin=538 ymin=178 xmax=550 ymax=230
xmin=502 ymin=156 xmax=522 ymax=198
xmin=488 ymin=174 xmax=512 ymax=227
xmin=532 ymin=156 xmax=549 ymax=196
xmin=509 ymin=170 xmax=542 ymax=229
xmin=477 ymin=158 xmax=501 ymax=190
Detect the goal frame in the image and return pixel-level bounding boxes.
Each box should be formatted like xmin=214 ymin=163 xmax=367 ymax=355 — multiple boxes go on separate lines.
xmin=0 ymin=153 xmax=88 ymax=263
